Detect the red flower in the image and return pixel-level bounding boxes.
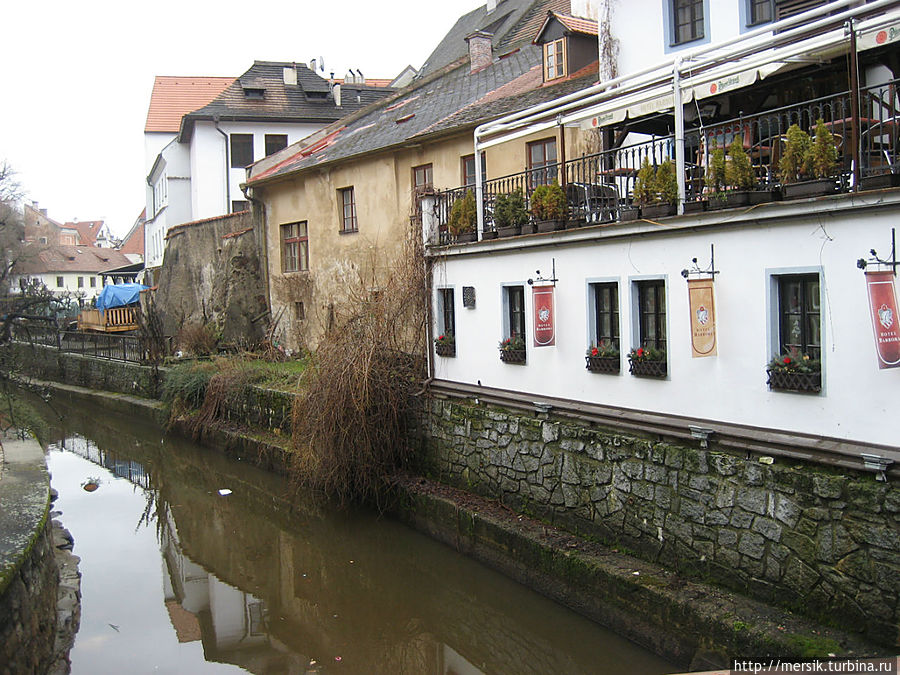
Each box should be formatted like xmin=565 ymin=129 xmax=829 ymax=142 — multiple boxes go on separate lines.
xmin=783 ymin=357 xmax=791 ymax=365
xmin=591 ymin=347 xmax=599 ymax=356
xmin=438 ymin=335 xmax=444 ymax=341
xmin=637 ymin=348 xmax=645 ymax=357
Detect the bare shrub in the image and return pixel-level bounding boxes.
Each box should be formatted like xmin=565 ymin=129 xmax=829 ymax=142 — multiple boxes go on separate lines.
xmin=177 ymin=322 xmax=221 ymax=356
xmin=289 ymin=226 xmax=427 ymax=505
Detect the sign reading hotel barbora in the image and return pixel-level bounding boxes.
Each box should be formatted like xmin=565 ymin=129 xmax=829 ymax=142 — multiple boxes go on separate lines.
xmin=688 ymin=278 xmax=717 ymax=357
xmin=866 ymin=271 xmax=900 ymax=369
xmin=532 ymin=286 xmax=555 ymax=347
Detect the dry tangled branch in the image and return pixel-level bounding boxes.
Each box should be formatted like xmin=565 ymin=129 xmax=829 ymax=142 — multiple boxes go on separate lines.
xmin=288 ymin=224 xmax=427 ymax=505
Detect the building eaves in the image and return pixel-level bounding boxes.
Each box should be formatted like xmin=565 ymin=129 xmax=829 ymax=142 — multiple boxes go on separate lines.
xmin=534 ymin=11 xmax=599 ymax=44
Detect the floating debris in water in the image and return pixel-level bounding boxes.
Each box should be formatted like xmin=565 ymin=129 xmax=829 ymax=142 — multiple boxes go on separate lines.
xmin=82 ymin=477 xmax=101 ymax=492
xmin=335 ymin=656 xmax=342 ymax=662
xmin=218 ymin=489 xmax=232 ymax=496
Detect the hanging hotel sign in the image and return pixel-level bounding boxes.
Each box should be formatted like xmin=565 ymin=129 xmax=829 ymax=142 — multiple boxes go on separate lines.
xmin=532 ymin=286 xmax=555 ymax=347
xmin=865 ymin=271 xmax=900 ymax=369
xmin=687 ymin=278 xmax=717 ymax=357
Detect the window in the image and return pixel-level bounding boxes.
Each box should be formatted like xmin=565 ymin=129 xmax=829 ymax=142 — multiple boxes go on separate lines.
xmin=636 ymin=280 xmax=667 ymax=351
xmin=294 ymin=301 xmax=305 ymax=321
xmin=412 ymin=164 xmax=433 ymax=193
xmin=77 ymin=276 xmax=84 ymax=288
xmin=748 ymin=0 xmax=773 ymax=25
xmin=265 ymin=134 xmax=288 ymax=156
xmin=230 ymin=134 xmax=254 ymax=168
xmin=671 ymin=0 xmax=704 ymax=45
xmin=505 ymin=285 xmax=526 ymax=340
xmin=280 ymin=221 xmax=309 ymax=272
xmin=439 ymin=288 xmax=455 ymax=337
xmin=777 ymin=274 xmax=820 ymax=358
xmin=90 ymin=277 xmax=96 ymax=288
xmin=461 ymin=154 xmax=486 ymax=187
xmin=590 ymin=282 xmax=619 ymax=351
xmin=231 ymin=200 xmax=249 ymax=213
xmin=544 ymin=38 xmax=566 ymax=81
xmin=527 ymin=138 xmax=557 ymax=186
xmin=56 ymin=276 xmax=64 ymax=288
xmin=339 ymin=187 xmax=358 ymax=232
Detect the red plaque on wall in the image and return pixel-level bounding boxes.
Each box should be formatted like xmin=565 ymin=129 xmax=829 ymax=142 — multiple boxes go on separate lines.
xmin=532 ymin=286 xmax=555 ymax=347
xmin=866 ymin=271 xmax=900 ymax=369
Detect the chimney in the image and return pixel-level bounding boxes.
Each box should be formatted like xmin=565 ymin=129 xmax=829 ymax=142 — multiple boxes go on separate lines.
xmin=355 ymin=69 xmax=364 ymax=83
xmin=309 ymin=58 xmax=317 ymax=72
xmin=333 ymin=83 xmax=342 ymax=106
xmin=344 ymin=69 xmax=356 ymax=84
xmin=283 ymin=65 xmax=297 ymax=85
xmin=486 ymin=0 xmax=497 ymax=12
xmin=465 ymin=31 xmax=493 ymax=73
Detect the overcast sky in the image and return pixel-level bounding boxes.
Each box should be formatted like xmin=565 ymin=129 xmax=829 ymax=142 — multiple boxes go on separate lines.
xmin=1 ymin=0 xmax=479 ymax=237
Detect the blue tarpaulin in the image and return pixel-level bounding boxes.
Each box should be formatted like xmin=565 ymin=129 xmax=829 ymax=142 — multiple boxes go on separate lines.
xmin=95 ymin=283 xmax=147 ymax=310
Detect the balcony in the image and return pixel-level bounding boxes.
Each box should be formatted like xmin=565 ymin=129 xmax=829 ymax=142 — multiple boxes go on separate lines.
xmin=431 ymin=77 xmax=900 ymax=245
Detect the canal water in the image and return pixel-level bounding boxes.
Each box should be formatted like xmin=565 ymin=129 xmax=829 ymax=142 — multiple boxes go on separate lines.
xmin=41 ymin=392 xmax=676 ymax=675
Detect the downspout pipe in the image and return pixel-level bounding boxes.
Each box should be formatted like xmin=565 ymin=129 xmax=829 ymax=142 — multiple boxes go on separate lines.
xmin=214 ymin=116 xmax=231 ymax=213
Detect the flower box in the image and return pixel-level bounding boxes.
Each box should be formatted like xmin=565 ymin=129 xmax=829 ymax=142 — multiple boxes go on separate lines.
xmin=682 ymin=200 xmax=706 ymax=214
xmin=585 ymin=355 xmax=620 ymax=374
xmin=435 ymin=343 xmax=456 ymax=357
xmin=860 ymin=173 xmax=900 ymax=191
xmin=455 ymin=231 xmax=478 ymax=243
xmin=496 ymin=225 xmax=521 ymax=238
xmin=481 ymin=229 xmax=498 ymax=240
xmin=499 ymin=349 xmax=527 ymax=364
xmin=640 ymin=203 xmax=676 ymax=219
xmin=766 ymin=369 xmax=821 ymax=393
xmin=619 ymin=206 xmax=640 ymax=221
xmin=781 ymin=178 xmax=838 ymax=200
xmin=629 ymin=359 xmax=667 ymax=378
xmin=535 ymin=219 xmax=565 ymax=233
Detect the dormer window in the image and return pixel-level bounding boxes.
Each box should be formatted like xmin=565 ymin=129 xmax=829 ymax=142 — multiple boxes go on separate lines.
xmin=243 ymin=87 xmax=265 ymax=100
xmin=544 ymin=39 xmax=566 ymax=81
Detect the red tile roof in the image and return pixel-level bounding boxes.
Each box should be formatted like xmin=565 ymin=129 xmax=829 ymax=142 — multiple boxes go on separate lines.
xmin=62 ymin=220 xmax=104 ymax=246
xmin=553 ymin=12 xmax=599 ymax=37
xmin=15 ymin=245 xmax=134 ymax=275
xmin=144 ymin=76 xmax=235 ymax=133
xmin=118 ymin=217 xmax=145 ymax=257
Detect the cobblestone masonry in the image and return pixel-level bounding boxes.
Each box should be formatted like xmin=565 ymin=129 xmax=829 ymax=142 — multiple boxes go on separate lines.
xmin=418 ymin=397 xmax=900 ymax=647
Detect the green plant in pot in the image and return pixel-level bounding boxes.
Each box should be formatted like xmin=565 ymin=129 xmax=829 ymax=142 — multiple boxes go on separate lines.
xmin=780 ymin=120 xmax=838 ymax=199
xmin=531 ymin=180 xmax=567 ymax=232
xmin=705 ymin=138 xmax=727 ymax=198
xmin=779 ymin=123 xmax=812 ymax=184
xmin=448 ymin=190 xmax=477 ymax=241
xmin=494 ymin=188 xmax=529 ymax=236
xmin=715 ymin=136 xmax=756 ymax=207
xmin=636 ymin=158 xmax=677 ymax=218
xmin=634 ymin=157 xmax=657 ymax=207
xmin=809 ymin=118 xmax=838 ymax=181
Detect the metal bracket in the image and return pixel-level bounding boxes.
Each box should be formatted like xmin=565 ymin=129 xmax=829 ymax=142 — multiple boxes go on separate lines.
xmin=861 ymin=453 xmax=893 ymax=482
xmin=681 ymin=244 xmax=720 ymax=280
xmin=689 ymin=425 xmax=714 ymax=449
xmin=528 ymin=257 xmax=559 ymax=287
xmin=857 ymin=228 xmax=898 ymax=276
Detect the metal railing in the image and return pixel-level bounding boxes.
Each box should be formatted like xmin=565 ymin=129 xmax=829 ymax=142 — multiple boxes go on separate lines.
xmin=431 ymin=78 xmax=900 ymax=244
xmin=11 ymin=324 xmax=149 ymax=364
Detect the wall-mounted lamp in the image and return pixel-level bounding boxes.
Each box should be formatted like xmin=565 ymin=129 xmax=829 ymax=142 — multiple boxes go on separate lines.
xmin=857 ymin=228 xmax=897 ymax=276
xmin=688 ymin=425 xmax=714 ymax=449
xmin=528 ymin=258 xmax=559 ymax=287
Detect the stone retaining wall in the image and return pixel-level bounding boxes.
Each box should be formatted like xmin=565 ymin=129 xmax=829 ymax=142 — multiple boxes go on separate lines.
xmin=0 ymin=439 xmax=60 ymax=674
xmin=11 ymin=342 xmax=161 ymax=399
xmin=418 ymin=397 xmax=900 ymax=646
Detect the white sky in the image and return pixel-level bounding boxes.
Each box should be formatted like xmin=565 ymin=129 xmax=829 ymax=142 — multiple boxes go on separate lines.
xmin=1 ymin=0 xmax=479 ymax=237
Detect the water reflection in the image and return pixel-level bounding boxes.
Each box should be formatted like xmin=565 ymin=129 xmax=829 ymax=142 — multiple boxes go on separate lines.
xmin=42 ymin=393 xmax=675 ymax=675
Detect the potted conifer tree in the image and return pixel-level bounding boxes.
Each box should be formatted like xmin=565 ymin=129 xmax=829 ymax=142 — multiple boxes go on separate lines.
xmin=494 ymin=188 xmax=529 ymax=237
xmin=780 ymin=121 xmax=839 ymax=200
xmin=532 ymin=180 xmax=567 ymax=232
xmin=448 ymin=190 xmax=477 ymax=242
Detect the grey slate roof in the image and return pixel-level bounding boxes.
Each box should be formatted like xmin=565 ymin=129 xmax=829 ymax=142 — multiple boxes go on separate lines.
xmin=417 ymin=0 xmax=571 ymax=78
xmin=249 ymin=46 xmax=545 ymax=184
xmin=179 ymin=61 xmax=391 ymax=141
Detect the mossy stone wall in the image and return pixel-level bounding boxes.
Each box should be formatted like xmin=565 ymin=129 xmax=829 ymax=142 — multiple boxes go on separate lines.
xmin=418 ymin=397 xmax=900 ymax=646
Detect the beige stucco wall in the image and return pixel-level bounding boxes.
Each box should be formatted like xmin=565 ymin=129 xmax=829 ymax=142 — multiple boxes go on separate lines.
xmin=256 ymin=126 xmax=597 ymax=352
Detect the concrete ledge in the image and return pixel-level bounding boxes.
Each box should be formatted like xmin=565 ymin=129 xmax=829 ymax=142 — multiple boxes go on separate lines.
xmin=0 ymin=437 xmax=50 ymax=596
xmin=389 ymin=474 xmax=887 ymax=670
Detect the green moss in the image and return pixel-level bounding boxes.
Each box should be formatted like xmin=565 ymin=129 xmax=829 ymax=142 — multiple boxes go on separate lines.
xmin=785 ymin=632 xmax=842 ymax=658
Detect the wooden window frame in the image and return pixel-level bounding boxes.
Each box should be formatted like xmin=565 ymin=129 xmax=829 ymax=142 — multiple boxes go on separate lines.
xmin=264 ymin=134 xmax=288 ymax=157
xmin=439 ymin=288 xmax=455 ymax=337
xmin=591 ymin=282 xmax=620 ymax=351
xmin=777 ymin=274 xmax=821 ymax=358
xmin=748 ymin=0 xmax=773 ymax=25
xmin=280 ymin=221 xmax=309 ymax=273
xmin=339 ymin=187 xmax=358 ymax=233
xmin=543 ymin=38 xmax=566 ymax=81
xmin=636 ymin=280 xmax=667 ymax=351
xmin=412 ymin=163 xmax=433 ymax=194
xmin=527 ymin=138 xmax=558 ymax=187
xmin=230 ymin=134 xmax=254 ymax=168
xmin=506 ymin=285 xmax=526 ymax=341
xmin=56 ymin=276 xmax=64 ymax=288
xmin=672 ymin=0 xmax=705 ymax=45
